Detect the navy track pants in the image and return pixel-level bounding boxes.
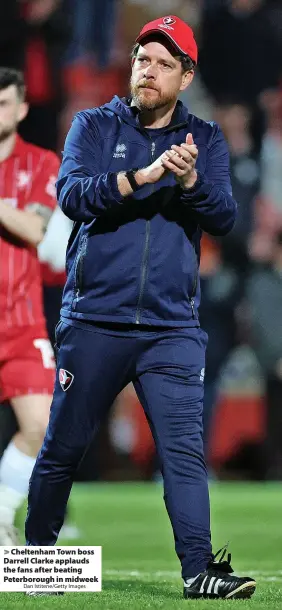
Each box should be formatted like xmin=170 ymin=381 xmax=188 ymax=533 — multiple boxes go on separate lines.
xmin=25 ymin=319 xmax=212 ymax=577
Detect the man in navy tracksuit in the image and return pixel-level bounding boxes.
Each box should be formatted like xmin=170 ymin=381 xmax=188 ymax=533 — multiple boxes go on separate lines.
xmin=25 ymin=15 xmax=256 ymax=600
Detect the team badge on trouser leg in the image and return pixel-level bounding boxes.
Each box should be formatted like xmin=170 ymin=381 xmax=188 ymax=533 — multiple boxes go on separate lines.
xmin=59 ymin=368 xmax=74 ymax=392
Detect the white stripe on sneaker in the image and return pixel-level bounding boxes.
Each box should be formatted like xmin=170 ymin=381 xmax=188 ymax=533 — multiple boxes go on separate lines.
xmin=207 ymin=576 xmax=216 ymax=594
xmin=214 ymin=578 xmax=223 ymax=594
xmin=200 ymin=575 xmax=208 ymax=593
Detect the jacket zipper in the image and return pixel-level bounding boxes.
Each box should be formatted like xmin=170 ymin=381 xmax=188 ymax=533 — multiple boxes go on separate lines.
xmin=135 ymin=140 xmax=156 ymax=324
xmin=189 ymin=246 xmax=198 ymax=319
xmin=72 ymin=235 xmax=87 ymax=309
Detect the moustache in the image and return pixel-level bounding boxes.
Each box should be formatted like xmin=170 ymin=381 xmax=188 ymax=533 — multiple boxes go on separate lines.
xmin=138 ymin=82 xmax=159 ymax=91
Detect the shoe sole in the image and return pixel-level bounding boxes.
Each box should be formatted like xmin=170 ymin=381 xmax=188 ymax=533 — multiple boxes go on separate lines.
xmin=225 ymin=581 xmax=256 ymax=599
xmin=184 ymin=581 xmax=256 ymax=600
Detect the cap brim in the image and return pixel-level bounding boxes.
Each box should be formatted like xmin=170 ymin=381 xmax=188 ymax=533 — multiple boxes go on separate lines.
xmin=136 ymin=28 xmax=187 ymax=57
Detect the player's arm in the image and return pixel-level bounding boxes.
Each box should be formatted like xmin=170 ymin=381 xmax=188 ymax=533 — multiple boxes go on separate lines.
xmin=0 ymin=151 xmax=59 ymax=247
xmin=0 ymin=199 xmax=51 ymax=247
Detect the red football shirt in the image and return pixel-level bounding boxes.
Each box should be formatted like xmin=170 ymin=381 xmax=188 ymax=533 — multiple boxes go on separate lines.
xmin=0 ymin=135 xmax=60 ymax=331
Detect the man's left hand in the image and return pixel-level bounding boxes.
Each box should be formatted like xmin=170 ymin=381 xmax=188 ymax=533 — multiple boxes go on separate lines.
xmin=161 ymin=133 xmax=198 ymax=189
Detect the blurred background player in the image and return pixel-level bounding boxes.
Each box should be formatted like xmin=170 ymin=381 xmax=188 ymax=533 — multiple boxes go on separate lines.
xmin=0 ymin=67 xmax=59 ymax=544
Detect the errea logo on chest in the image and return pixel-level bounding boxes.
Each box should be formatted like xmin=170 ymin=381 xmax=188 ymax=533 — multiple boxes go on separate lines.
xmin=113 ymin=143 xmax=127 ymax=159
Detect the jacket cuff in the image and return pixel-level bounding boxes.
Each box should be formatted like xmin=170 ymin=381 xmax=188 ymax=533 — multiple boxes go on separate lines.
xmin=108 ymin=172 xmax=124 ymax=203
xmin=180 ymin=171 xmax=213 ymax=202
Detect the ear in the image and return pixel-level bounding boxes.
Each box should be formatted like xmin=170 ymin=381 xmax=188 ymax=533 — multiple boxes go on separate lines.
xmin=180 ymin=70 xmax=194 ymax=92
xmin=18 ymin=101 xmax=29 ymax=123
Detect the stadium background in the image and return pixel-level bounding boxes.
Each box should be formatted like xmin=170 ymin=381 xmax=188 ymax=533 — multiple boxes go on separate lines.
xmin=0 ymin=1 xmax=282 ymax=607
xmin=2 ymin=0 xmax=282 ymax=483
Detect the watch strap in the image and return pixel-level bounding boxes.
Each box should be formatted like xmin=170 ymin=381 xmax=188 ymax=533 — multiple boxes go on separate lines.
xmin=125 ymin=169 xmax=140 ymax=192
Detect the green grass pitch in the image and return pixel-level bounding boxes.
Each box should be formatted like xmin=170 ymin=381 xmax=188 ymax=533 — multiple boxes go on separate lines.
xmin=1 ymin=482 xmax=281 ymax=609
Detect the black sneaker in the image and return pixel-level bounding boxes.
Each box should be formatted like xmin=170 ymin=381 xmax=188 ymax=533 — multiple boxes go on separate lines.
xmin=183 ymin=546 xmax=256 ymax=600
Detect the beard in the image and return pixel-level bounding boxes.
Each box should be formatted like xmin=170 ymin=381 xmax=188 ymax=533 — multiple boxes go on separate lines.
xmin=130 ymin=78 xmax=176 ymax=111
xmin=0 ymin=124 xmax=16 ymax=143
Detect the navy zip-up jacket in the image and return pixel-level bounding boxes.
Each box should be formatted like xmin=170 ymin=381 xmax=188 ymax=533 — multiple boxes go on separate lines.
xmin=57 ymin=96 xmax=237 ymax=327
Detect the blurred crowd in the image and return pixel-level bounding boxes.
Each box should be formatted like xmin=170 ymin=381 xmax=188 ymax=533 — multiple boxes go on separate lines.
xmin=2 ymin=0 xmax=282 ymax=481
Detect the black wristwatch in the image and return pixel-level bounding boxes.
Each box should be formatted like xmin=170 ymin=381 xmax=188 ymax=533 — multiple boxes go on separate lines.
xmin=125 ymin=169 xmax=140 ymax=192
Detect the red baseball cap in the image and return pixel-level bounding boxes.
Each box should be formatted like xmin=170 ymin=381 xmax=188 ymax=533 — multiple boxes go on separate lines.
xmin=135 ymin=15 xmax=198 ymax=64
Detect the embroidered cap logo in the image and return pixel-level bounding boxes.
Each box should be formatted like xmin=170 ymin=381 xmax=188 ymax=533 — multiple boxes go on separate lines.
xmin=163 ymin=17 xmax=176 ymax=26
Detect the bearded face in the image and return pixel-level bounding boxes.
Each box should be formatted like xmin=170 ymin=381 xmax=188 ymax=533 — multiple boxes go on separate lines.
xmin=130 ymin=76 xmax=178 ymax=112
xmin=0 ymin=85 xmax=27 ymax=143
xmin=130 ymin=41 xmax=187 ymax=112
